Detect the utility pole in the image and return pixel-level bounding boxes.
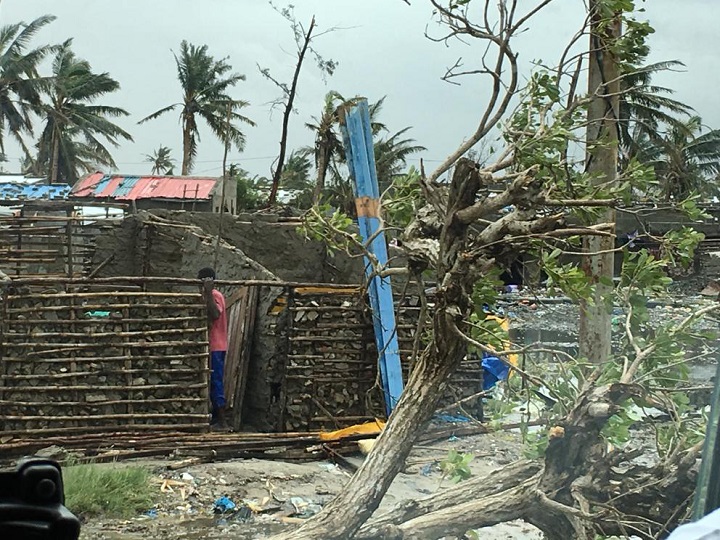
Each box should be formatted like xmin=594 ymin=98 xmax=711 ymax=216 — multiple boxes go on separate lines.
xmin=578 ymin=1 xmax=621 ymax=364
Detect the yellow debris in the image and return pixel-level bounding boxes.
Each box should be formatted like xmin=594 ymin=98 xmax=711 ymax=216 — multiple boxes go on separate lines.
xmin=318 ymin=419 xmax=385 ymax=441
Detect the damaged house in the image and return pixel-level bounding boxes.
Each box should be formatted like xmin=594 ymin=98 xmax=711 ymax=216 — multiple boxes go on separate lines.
xmin=70 ymin=172 xmax=238 ymax=214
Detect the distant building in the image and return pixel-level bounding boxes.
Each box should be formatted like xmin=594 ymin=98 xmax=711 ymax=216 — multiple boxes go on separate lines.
xmin=70 ymin=172 xmax=237 ymax=214
xmin=0 ymin=174 xmax=70 ymax=204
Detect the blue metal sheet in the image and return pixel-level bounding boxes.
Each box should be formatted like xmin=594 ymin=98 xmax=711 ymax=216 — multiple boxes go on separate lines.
xmin=0 ymin=183 xmax=70 ymax=201
xmin=112 ymin=176 xmax=140 ymax=198
xmin=340 ymin=99 xmax=404 ymax=415
xmin=91 ymin=175 xmax=113 ymax=196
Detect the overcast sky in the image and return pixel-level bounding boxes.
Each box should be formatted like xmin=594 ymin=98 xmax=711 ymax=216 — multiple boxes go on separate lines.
xmin=1 ymin=0 xmax=718 ymax=180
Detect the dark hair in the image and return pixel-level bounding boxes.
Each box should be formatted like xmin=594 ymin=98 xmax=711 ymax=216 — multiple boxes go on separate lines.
xmin=198 ymin=267 xmax=216 ymax=280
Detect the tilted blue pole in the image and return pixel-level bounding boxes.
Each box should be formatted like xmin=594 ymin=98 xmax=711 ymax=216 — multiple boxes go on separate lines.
xmin=340 ymin=99 xmax=404 ymax=415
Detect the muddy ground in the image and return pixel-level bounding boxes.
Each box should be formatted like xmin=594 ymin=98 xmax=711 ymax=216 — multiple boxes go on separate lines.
xmin=78 ymin=430 xmax=542 ymax=540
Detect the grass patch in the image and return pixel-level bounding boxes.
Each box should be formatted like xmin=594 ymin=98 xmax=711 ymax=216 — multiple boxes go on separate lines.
xmin=63 ymin=463 xmax=154 ymax=518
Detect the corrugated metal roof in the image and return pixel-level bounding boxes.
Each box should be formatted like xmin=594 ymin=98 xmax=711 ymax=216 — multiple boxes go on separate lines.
xmin=0 ymin=183 xmax=71 ymax=201
xmin=0 ymin=175 xmax=46 ymax=185
xmin=71 ymin=172 xmax=218 ymax=201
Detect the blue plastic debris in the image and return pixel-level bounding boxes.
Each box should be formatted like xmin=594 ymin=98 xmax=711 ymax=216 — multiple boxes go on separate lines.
xmin=144 ymin=509 xmax=158 ymax=519
xmin=213 ymin=496 xmax=236 ymax=513
xmin=420 ymin=463 xmax=433 ymax=476
xmin=482 ymin=353 xmax=510 ymax=391
xmin=85 ymin=311 xmax=110 ymax=318
xmin=434 ymin=414 xmax=471 ymax=423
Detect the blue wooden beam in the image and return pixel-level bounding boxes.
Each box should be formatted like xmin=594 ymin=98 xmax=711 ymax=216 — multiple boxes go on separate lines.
xmin=340 ymin=99 xmax=404 ymax=415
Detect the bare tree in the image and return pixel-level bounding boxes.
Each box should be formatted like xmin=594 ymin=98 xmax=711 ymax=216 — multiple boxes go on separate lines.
xmin=260 ymin=4 xmax=338 ymax=206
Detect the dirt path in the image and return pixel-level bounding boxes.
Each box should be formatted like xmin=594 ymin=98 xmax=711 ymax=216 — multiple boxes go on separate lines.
xmin=79 ymin=430 xmax=542 ymax=539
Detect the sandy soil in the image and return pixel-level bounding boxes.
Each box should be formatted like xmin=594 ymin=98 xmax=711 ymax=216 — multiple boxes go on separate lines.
xmin=79 ymin=430 xmax=542 ymax=540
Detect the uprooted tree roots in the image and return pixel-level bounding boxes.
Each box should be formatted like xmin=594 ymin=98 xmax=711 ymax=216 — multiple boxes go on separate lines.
xmin=353 ymin=382 xmax=697 ymax=540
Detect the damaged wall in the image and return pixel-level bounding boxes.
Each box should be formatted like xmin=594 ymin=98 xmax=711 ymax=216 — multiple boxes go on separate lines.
xmin=91 ymin=212 xmax=293 ymax=431
xmin=146 ymin=210 xmax=364 ymax=284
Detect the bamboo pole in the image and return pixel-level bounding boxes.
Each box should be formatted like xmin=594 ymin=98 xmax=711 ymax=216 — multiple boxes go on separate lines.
xmin=4 ymin=316 xmax=204 ymax=325
xmin=0 ymin=397 xmax=206 ymax=407
xmin=0 ymin=423 xmax=206 ymax=437
xmin=1 ymin=383 xmax=207 ymax=392
xmin=6 ymin=291 xmax=203 ymax=299
xmin=2 ymin=368 xmax=209 ymax=380
xmin=8 ymin=276 xmax=362 ymax=289
xmin=5 ymin=303 xmax=205 ymax=313
xmin=6 ymin=340 xmax=207 ymax=351
xmin=0 ymin=353 xmax=208 ymax=363
xmin=1 ymin=413 xmax=209 ymax=421
xmin=3 ymin=327 xmax=206 ymax=339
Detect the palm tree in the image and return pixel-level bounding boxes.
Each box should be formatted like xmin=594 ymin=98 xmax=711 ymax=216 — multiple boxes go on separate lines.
xmin=139 ymin=41 xmax=255 ymax=175
xmin=306 ymin=91 xmax=345 ymax=203
xmin=374 ymin=127 xmax=426 ymax=189
xmin=642 ymin=116 xmax=720 ymax=200
xmin=35 ymin=40 xmax=132 ymax=184
xmin=619 ymin=61 xmax=694 ymax=166
xmin=144 ymin=145 xmax=175 ymax=175
xmin=0 ymin=15 xmax=57 ymax=158
xmin=281 ymin=149 xmax=313 ymax=191
xmin=309 ymin=95 xmax=424 ymax=214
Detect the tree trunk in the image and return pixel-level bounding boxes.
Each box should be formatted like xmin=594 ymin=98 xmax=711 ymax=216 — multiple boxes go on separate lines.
xmin=181 ymin=118 xmax=191 ymax=176
xmin=312 ymin=142 xmax=330 ymax=204
xmin=356 ymin=460 xmax=541 ymax=538
xmin=579 ymin=2 xmax=621 ymax=363
xmin=271 ymin=159 xmax=483 ymax=540
xmin=49 ymin=129 xmax=60 ymax=184
xmin=268 ymin=17 xmax=316 ymax=206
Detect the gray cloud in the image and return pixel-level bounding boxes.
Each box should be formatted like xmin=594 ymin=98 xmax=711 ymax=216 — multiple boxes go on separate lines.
xmin=1 ymin=0 xmax=718 ymax=178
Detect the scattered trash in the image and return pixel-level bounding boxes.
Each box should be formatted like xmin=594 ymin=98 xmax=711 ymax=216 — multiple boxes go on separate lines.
xmin=482 ymin=353 xmax=510 ymax=391
xmin=357 ymin=438 xmax=376 ymax=455
xmin=160 ymin=479 xmax=196 ymax=500
xmin=318 ymin=419 xmax=385 ymax=441
xmin=287 ymin=496 xmax=322 ymax=518
xmin=85 ymin=310 xmax=110 ymax=318
xmin=235 ymin=504 xmax=253 ymax=522
xmin=213 ymin=496 xmax=236 ymax=514
xmin=180 ymin=472 xmax=194 ymax=482
xmin=434 ymin=414 xmax=471 ymax=423
xmin=144 ymin=509 xmax=158 ymax=519
xmin=448 ymin=435 xmax=460 ymax=442
xmin=420 ymin=463 xmax=433 ymax=476
xmin=318 ymin=463 xmax=346 ymax=475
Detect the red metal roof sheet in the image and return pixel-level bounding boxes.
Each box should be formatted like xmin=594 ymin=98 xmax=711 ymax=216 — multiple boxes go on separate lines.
xmin=71 ymin=172 xmax=218 ymax=201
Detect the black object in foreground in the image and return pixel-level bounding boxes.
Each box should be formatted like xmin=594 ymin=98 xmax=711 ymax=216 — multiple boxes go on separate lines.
xmin=0 ymin=458 xmax=81 ymax=540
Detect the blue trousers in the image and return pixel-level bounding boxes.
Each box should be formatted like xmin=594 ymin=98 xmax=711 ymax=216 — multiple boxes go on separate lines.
xmin=210 ymin=351 xmax=227 ymax=410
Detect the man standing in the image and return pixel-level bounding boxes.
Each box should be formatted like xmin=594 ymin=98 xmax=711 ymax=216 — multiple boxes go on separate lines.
xmin=198 ymin=267 xmax=228 ymax=430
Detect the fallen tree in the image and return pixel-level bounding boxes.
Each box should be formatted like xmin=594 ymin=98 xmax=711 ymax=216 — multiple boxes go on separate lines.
xmin=274 ymin=1 xmax=714 ymax=538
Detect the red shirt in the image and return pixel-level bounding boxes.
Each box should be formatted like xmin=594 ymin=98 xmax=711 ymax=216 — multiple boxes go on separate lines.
xmin=209 ymin=289 xmax=228 ymax=352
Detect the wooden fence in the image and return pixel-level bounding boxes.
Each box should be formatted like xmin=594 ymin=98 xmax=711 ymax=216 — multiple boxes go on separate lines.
xmin=0 ymin=202 xmax=122 ymax=278
xmin=0 ymin=280 xmax=210 ymax=437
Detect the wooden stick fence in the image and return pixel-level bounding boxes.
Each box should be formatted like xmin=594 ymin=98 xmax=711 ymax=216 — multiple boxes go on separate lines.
xmin=0 ymin=279 xmax=210 ymax=436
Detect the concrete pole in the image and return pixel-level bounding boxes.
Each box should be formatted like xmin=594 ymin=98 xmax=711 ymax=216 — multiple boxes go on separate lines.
xmin=578 ymin=2 xmax=621 ymax=363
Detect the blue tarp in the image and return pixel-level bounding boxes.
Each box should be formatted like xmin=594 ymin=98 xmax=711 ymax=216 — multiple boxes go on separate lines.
xmin=0 ymin=183 xmax=70 ymax=201
xmin=482 ymin=353 xmax=510 ymax=391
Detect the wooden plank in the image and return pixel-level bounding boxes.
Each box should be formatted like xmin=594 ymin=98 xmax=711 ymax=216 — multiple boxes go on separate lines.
xmin=224 ymin=286 xmax=259 ymax=429
xmin=223 ymin=287 xmax=247 ymax=409
xmin=340 ymin=99 xmax=404 ymax=414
